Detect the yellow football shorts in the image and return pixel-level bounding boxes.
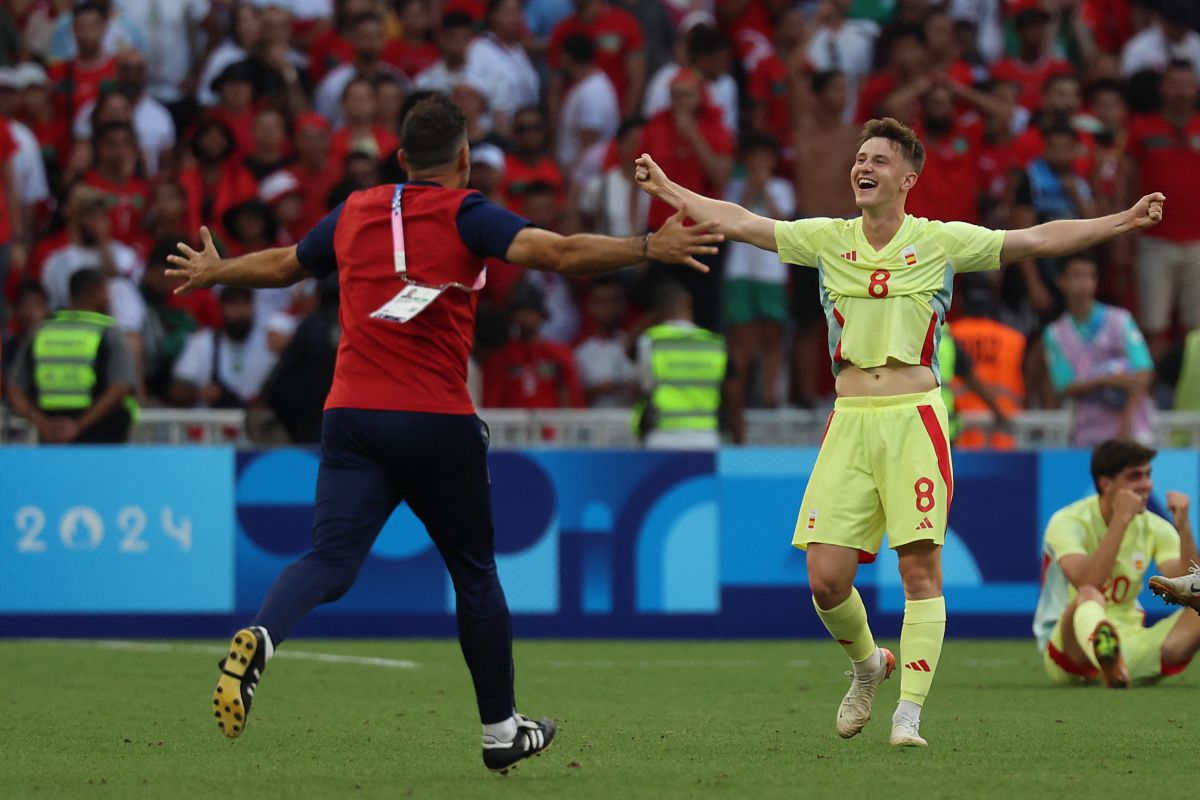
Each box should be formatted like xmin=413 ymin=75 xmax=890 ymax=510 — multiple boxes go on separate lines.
xmin=793 ymin=388 xmax=953 ymax=561
xmin=1044 ymin=610 xmax=1189 ymax=685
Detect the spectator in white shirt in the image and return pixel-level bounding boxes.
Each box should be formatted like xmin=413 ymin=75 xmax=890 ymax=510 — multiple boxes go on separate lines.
xmin=170 ymin=286 xmax=277 ymax=409
xmin=722 ymin=133 xmax=793 ymax=442
xmin=804 ymin=0 xmax=880 ymax=121
xmin=1121 ymin=0 xmax=1200 ymax=80
xmin=414 ymin=11 xmax=476 ymax=93
xmin=577 ymin=117 xmax=649 ymax=238
xmin=0 ymin=69 xmax=50 ymax=212
xmin=643 ymin=22 xmax=739 ymax=137
xmin=315 ymin=10 xmax=408 ymax=127
xmin=574 ymin=276 xmax=639 ymax=408
xmin=48 ymin=0 xmax=147 ymax=63
xmin=41 ymin=185 xmax=145 ymax=338
xmin=197 ymin=3 xmax=264 ymax=108
xmin=114 ymin=0 xmax=213 ymax=107
xmin=465 ymin=0 xmax=541 ymax=136
xmin=73 ymin=49 xmax=175 ymax=175
xmin=557 ymin=33 xmax=620 ymax=171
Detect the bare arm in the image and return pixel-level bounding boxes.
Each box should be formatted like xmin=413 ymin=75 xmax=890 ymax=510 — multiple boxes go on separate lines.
xmin=6 ymin=381 xmax=53 ymax=439
xmin=635 ymin=153 xmax=777 ymax=250
xmin=505 ymin=205 xmax=723 ymax=276
xmin=1058 ymin=492 xmax=1142 ymax=590
xmin=999 ymin=192 xmax=1164 ymax=263
xmin=166 ymin=226 xmax=307 ymax=293
xmin=676 ymin=119 xmax=733 ymax=188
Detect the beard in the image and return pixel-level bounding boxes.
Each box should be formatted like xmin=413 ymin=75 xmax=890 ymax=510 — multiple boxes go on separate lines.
xmin=224 ymin=319 xmax=253 ymax=342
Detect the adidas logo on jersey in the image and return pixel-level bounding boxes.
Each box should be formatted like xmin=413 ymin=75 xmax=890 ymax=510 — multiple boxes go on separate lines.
xmin=840 ymin=251 xmax=857 ymax=261
xmin=915 ymin=516 xmax=934 ymax=531
xmin=904 ymin=659 xmax=932 ymax=672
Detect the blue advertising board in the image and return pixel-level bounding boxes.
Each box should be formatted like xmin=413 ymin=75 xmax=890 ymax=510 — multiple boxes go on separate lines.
xmin=0 ymin=447 xmax=236 ymax=613
xmin=2 ymin=446 xmax=1197 ymax=637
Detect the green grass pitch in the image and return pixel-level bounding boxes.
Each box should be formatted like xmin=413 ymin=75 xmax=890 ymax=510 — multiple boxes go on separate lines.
xmin=1 ymin=638 xmax=1194 ymax=799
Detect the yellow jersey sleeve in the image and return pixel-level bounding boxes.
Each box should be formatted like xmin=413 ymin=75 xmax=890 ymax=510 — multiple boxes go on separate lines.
xmin=774 ymin=218 xmax=837 ymax=268
xmin=932 ymin=221 xmax=1005 ymax=274
xmin=1044 ymin=511 xmax=1089 ymax=562
xmin=1148 ymin=514 xmax=1182 ymax=566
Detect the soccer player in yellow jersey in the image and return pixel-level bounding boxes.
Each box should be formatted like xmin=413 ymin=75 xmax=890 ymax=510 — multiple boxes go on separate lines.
xmin=634 ymin=117 xmax=1165 ymax=747
xmin=1035 ymin=440 xmax=1200 ymax=688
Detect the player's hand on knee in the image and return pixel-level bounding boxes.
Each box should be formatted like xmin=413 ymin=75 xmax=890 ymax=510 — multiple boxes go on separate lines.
xmin=647 ymin=205 xmax=723 ymax=272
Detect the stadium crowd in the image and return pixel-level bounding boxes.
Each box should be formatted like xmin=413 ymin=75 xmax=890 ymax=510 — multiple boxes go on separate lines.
xmin=0 ymin=0 xmax=1198 ymax=445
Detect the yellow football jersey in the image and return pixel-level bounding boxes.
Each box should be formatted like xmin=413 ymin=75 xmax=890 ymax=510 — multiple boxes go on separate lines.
xmin=1033 ymin=495 xmax=1181 ymax=650
xmin=774 ymin=215 xmax=1005 ymax=380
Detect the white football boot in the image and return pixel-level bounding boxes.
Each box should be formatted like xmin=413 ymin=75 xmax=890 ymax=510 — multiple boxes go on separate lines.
xmin=890 ymin=706 xmax=928 ymax=747
xmin=1150 ymin=563 xmax=1200 ymax=613
xmin=836 ymin=647 xmax=895 ymax=738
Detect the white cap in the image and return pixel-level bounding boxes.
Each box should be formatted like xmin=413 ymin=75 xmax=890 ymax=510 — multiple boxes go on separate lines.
xmin=470 ymin=143 xmax=506 ymax=173
xmin=0 ymin=68 xmax=18 ymax=90
xmin=13 ymin=62 xmax=52 ymax=89
xmin=259 ymin=170 xmax=302 ymax=205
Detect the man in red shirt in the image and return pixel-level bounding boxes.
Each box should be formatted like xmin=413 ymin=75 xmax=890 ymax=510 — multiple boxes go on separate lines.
xmin=290 ymin=112 xmax=341 ymax=231
xmin=167 ymin=94 xmax=719 ymax=771
xmin=1124 ymin=59 xmax=1200 ymax=358
xmin=82 ymin=122 xmax=149 ymax=248
xmin=329 ymin=78 xmax=400 ymax=167
xmin=747 ymin=7 xmax=805 ymax=156
xmin=47 ymin=2 xmax=116 ymax=121
xmin=907 ymin=84 xmax=984 ymax=225
xmin=483 ymin=284 xmax=586 ymax=408
xmin=501 ymin=107 xmax=565 ymax=214
xmin=990 ymin=8 xmax=1074 ymax=112
xmin=0 ymin=116 xmax=24 ymax=322
xmin=549 ymin=0 xmax=646 ymax=119
xmin=641 ymin=69 xmax=733 ymax=329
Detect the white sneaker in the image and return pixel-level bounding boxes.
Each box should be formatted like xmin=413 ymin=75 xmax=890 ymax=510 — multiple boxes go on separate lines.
xmin=836 ymin=647 xmax=895 ymax=738
xmin=1150 ymin=563 xmax=1200 ymax=613
xmin=890 ymin=711 xmax=928 ymax=747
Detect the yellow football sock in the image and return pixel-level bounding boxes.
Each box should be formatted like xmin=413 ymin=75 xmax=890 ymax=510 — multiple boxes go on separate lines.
xmin=899 ymin=596 xmax=946 ymax=705
xmin=813 ymin=587 xmax=877 ymax=664
xmin=1071 ymin=600 xmax=1106 ymax=670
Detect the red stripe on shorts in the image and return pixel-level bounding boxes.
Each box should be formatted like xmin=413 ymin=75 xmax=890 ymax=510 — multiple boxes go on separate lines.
xmin=1047 ymin=641 xmax=1100 ymax=679
xmin=919 ymin=311 xmax=938 ymax=367
xmin=1162 ymin=653 xmax=1194 ymax=677
xmin=917 ymin=404 xmax=954 ymax=514
xmin=820 ymin=411 xmax=835 ymax=446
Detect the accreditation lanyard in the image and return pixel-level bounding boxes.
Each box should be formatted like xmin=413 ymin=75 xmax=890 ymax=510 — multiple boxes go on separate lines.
xmin=370 ymin=183 xmax=487 ymax=324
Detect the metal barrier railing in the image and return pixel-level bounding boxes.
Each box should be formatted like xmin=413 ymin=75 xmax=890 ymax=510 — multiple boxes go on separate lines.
xmin=5 ymin=405 xmax=1200 ymax=450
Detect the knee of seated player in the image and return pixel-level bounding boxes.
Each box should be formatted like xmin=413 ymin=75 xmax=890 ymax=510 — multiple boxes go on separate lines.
xmin=1073 ymin=585 xmax=1106 ymax=607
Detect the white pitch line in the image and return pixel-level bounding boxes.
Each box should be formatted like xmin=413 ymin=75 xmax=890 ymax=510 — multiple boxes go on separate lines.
xmin=20 ymin=638 xmax=419 ymax=669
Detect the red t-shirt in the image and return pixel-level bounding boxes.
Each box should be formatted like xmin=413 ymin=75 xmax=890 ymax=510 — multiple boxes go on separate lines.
xmin=329 ymin=125 xmax=401 ymax=167
xmin=169 ymin=289 xmax=222 ymax=329
xmin=178 ymin=162 xmax=260 ymax=235
xmin=0 ymin=120 xmax=16 ymax=244
xmin=47 ymin=57 xmax=116 ymax=117
xmin=907 ymin=118 xmax=984 ymax=224
xmin=989 ymin=57 xmax=1074 ymax=111
xmin=383 ymin=39 xmax=439 ymax=79
xmin=748 ymin=54 xmax=790 ymax=147
xmin=501 ymin=153 xmax=565 ymax=214
xmin=977 ymin=139 xmax=1022 ymax=202
xmin=208 ymin=107 xmax=257 ymax=159
xmin=82 ymin=170 xmax=151 ymax=247
xmin=294 ymin=182 xmax=531 ymax=413
xmin=1125 ymin=113 xmax=1200 ymax=243
xmin=444 ymin=0 xmax=488 ymax=22
xmin=1012 ymin=126 xmax=1095 ymax=177
xmin=716 ymin=0 xmax=771 ymax=62
xmin=483 ymin=339 xmax=586 ymax=408
xmin=548 ymin=6 xmax=644 ymax=110
xmin=291 ymin=163 xmax=344 ymax=232
xmin=308 ymin=30 xmax=356 ymax=83
xmin=641 ymin=108 xmax=734 ymax=229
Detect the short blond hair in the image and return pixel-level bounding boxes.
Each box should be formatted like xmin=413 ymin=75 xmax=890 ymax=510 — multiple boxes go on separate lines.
xmin=858 ymin=117 xmax=926 ymax=174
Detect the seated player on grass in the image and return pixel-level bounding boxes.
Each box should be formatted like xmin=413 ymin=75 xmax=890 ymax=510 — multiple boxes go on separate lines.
xmin=1034 ymin=440 xmax=1200 ymax=687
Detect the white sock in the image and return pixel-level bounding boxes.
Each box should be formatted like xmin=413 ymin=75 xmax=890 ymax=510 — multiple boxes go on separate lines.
xmin=253 ymin=626 xmax=275 ymax=664
xmin=894 ymin=699 xmax=922 ymax=723
xmin=483 ymin=716 xmax=519 ymax=742
xmin=851 ymin=647 xmax=881 ymax=677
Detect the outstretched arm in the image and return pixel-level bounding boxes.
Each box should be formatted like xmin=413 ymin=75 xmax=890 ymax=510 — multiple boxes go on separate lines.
xmin=166 ymin=226 xmax=308 ymax=294
xmin=635 ymin=154 xmax=778 ymax=251
xmin=999 ymin=193 xmax=1164 ymax=263
xmin=505 ymin=205 xmax=723 ymax=276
